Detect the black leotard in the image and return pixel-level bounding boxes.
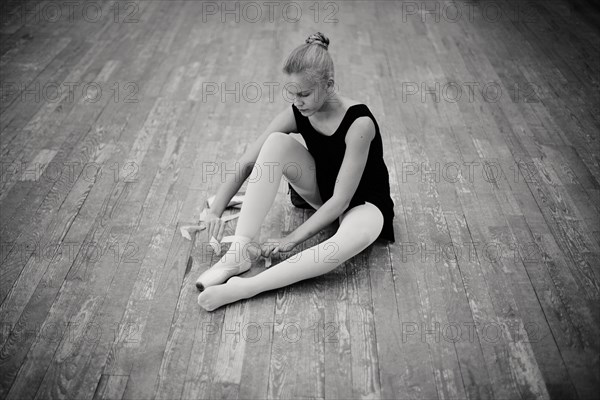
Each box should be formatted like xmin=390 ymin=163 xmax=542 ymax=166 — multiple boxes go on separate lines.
xmin=291 ymin=103 xmax=396 ymax=243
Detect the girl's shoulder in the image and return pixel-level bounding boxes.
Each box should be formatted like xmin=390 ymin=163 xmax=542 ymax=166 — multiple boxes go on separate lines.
xmin=342 ymin=98 xmax=374 ymax=118
xmin=343 ymin=98 xmax=379 ymax=130
xmin=341 ymin=96 xmax=365 ymax=108
xmin=341 ymin=97 xmax=375 ymax=122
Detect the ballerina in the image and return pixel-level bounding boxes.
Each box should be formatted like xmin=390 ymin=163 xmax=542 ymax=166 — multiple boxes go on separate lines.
xmin=196 ymin=32 xmax=396 ymax=311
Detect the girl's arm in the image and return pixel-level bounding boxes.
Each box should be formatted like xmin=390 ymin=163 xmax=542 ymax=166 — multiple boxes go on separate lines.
xmin=288 ymin=117 xmax=376 ymax=245
xmin=207 ymin=106 xmax=297 ymax=217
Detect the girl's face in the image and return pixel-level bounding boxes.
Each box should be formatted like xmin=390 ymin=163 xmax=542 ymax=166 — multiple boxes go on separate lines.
xmin=286 ymin=72 xmax=332 ymax=116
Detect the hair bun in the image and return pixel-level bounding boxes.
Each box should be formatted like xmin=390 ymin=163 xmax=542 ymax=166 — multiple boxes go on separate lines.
xmin=305 ymin=32 xmax=330 ymax=50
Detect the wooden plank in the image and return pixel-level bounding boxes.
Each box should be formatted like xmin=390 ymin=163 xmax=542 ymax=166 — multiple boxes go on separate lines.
xmin=418 ymin=22 xmax=524 ymax=397
xmin=147 ymin=133 xmax=219 ymax=400
xmin=58 ymin=102 xmax=199 ymax=400
xmin=115 ymin=105 xmax=218 ymax=400
xmin=30 ymin=99 xmax=189 ymax=399
xmin=487 ymin=0 xmax=600 ymax=181
xmin=1 ymin=38 xmax=110 ymax=141
xmin=0 ymin=122 xmax=93 ymax=305
xmin=448 ymin=0 xmax=600 ymax=297
xmin=428 ymin=17 xmax=583 ymax=397
xmin=443 ymin=66 xmax=555 ymax=400
xmin=0 ymin=96 xmax=154 ymax=347
xmin=91 ymin=374 xmax=128 ymax=400
xmin=390 ymin=28 xmax=515 ymax=397
xmin=266 ymin=204 xmax=326 ymax=399
xmin=35 ymin=100 xmax=188 ymax=400
xmin=180 ymin=139 xmax=250 ymax=399
xmin=0 ymin=35 xmax=71 ymax=115
xmin=0 ymin=94 xmax=148 ymax=394
xmin=434 ymin=6 xmax=594 ymax=396
xmin=0 ymin=97 xmax=167 ymax=399
xmin=509 ymin=215 xmax=596 ymax=398
xmin=0 ymin=140 xmax=114 ymax=349
xmin=0 ymin=52 xmax=132 ymax=310
xmin=0 ymin=37 xmax=91 ymax=157
xmin=0 ymin=38 xmax=113 ymax=234
xmin=391 ymin=17 xmax=489 ymax=400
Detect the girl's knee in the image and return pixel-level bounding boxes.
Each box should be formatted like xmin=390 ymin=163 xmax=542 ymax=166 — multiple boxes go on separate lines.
xmin=329 ymin=229 xmax=379 ymax=262
xmin=337 ymin=202 xmax=383 ymax=247
xmin=263 ymin=131 xmax=293 ymax=149
xmin=355 ymin=229 xmax=379 ymax=250
xmin=259 ymin=132 xmax=302 ymax=161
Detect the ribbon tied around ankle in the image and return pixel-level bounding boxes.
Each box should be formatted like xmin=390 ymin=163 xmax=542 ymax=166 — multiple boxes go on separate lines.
xmin=180 ymin=208 xmax=240 ymax=254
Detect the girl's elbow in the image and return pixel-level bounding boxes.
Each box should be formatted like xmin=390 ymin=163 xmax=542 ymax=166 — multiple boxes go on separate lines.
xmin=329 ymin=195 xmax=351 ymax=215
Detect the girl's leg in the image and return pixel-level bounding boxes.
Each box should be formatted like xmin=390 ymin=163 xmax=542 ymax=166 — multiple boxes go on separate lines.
xmin=196 ymin=132 xmax=323 ymax=290
xmin=198 ymin=201 xmax=384 ymax=311
xmin=234 ymin=132 xmax=323 ymax=238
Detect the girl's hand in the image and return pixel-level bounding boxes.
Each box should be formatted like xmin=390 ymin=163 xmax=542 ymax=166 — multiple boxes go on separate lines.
xmin=261 ymin=236 xmax=297 ymax=258
xmin=204 ymin=210 xmax=225 ymax=242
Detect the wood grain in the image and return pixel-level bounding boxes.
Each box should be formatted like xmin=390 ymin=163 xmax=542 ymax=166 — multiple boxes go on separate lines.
xmin=1 ymin=1 xmax=598 ymax=399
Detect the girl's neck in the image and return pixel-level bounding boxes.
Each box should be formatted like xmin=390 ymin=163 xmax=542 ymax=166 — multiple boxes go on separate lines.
xmin=313 ymin=95 xmax=345 ymax=120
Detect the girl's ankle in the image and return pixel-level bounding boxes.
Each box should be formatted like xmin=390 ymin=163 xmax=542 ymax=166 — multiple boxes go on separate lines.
xmin=236 ymin=237 xmax=261 ymax=262
xmin=236 ymin=276 xmax=258 ymax=299
xmin=222 ymin=239 xmax=260 ymax=264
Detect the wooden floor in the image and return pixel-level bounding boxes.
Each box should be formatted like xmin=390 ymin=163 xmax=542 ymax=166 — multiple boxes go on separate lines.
xmin=1 ymin=0 xmax=599 ymax=399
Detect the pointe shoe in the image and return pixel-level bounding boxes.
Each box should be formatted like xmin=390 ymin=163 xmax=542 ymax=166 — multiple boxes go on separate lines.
xmin=195 ymin=235 xmax=260 ymax=291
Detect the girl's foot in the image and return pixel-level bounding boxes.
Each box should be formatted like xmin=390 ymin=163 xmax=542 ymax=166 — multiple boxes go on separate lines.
xmin=197 ymin=276 xmax=254 ymax=311
xmin=195 ymin=235 xmax=260 ymax=291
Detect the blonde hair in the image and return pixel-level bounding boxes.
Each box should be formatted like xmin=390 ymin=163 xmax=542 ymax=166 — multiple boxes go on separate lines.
xmin=282 ymin=32 xmax=334 ymax=86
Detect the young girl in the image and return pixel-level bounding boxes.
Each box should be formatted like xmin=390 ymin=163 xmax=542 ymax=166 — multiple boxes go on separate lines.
xmin=197 ymin=32 xmax=395 ymax=311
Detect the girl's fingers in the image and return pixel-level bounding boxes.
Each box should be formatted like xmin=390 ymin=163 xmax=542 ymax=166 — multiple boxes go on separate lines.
xmin=261 ymin=244 xmax=270 ymax=257
xmin=261 ymin=241 xmax=283 ymax=257
xmin=269 ymin=245 xmax=278 ymax=257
